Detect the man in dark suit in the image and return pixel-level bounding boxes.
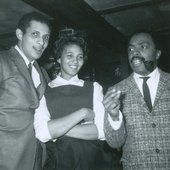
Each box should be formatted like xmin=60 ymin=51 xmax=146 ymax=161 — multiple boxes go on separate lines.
xmin=103 ymin=32 xmax=170 ymax=170
xmin=0 ymin=12 xmax=51 ymax=170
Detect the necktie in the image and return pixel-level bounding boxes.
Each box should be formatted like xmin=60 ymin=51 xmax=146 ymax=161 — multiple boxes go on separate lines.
xmin=28 ymin=63 xmax=32 ymax=76
xmin=140 ymin=77 xmax=152 ymax=112
xmin=28 ymin=63 xmax=36 ymax=87
xmin=28 ymin=63 xmax=37 ymax=88
xmin=28 ymin=62 xmax=40 ymax=86
xmin=28 ymin=62 xmax=42 ymax=98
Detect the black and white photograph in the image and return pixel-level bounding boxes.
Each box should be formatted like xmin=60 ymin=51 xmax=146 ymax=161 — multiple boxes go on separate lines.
xmin=0 ymin=0 xmax=170 ymax=170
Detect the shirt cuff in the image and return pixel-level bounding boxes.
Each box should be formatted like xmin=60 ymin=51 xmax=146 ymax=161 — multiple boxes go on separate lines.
xmin=108 ymin=111 xmax=123 ymax=130
xmin=98 ymin=129 xmax=105 ymax=140
xmin=35 ymin=121 xmax=52 ymax=143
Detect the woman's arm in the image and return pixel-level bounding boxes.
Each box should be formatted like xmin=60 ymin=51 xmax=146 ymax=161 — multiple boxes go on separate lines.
xmin=48 ymin=108 xmax=95 ymax=139
xmin=65 ymin=123 xmax=98 ymax=140
xmin=34 ymin=95 xmax=94 ymax=142
xmin=93 ymin=82 xmax=105 ymax=139
xmin=64 ymin=82 xmax=105 ymax=141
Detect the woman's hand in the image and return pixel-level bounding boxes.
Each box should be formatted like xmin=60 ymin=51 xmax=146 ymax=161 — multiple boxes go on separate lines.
xmin=80 ymin=108 xmax=95 ymax=123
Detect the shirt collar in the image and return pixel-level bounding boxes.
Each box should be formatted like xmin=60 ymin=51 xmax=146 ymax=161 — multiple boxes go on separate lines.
xmin=15 ymin=45 xmax=34 ymax=67
xmin=48 ymin=74 xmax=84 ymax=88
xmin=134 ymin=67 xmax=160 ymax=82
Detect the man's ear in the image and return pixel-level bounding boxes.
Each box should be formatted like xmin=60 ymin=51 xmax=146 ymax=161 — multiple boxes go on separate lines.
xmin=156 ymin=50 xmax=161 ymax=60
xmin=16 ymin=28 xmax=23 ymax=41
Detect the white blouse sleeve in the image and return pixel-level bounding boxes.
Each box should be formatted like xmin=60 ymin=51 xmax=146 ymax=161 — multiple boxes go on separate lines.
xmin=93 ymin=82 xmax=105 ymax=140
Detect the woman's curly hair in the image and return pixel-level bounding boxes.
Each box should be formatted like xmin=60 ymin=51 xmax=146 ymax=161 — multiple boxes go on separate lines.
xmin=53 ymin=28 xmax=88 ymax=61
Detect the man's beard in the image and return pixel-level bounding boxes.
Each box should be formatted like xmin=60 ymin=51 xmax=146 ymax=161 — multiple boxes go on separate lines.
xmin=131 ymin=56 xmax=155 ymax=72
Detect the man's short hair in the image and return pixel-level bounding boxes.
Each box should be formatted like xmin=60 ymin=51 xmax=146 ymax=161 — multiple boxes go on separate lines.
xmin=127 ymin=30 xmax=162 ymax=50
xmin=17 ymin=12 xmax=51 ymax=34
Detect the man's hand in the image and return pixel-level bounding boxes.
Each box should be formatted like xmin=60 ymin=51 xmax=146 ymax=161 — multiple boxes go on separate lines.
xmin=103 ymin=87 xmax=121 ymax=121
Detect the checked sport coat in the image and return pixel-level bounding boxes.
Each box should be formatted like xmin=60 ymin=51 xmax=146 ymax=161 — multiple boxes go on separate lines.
xmin=104 ymin=69 xmax=170 ymax=170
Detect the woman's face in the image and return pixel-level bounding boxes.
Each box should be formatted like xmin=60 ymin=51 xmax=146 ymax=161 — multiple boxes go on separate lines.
xmin=58 ymin=44 xmax=84 ymax=80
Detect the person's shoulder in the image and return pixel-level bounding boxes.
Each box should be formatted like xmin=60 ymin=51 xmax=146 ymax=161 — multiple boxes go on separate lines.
xmin=159 ymin=69 xmax=170 ymax=78
xmin=107 ymin=75 xmax=132 ymax=93
xmin=92 ymin=81 xmax=103 ymax=89
xmin=92 ymin=81 xmax=101 ymax=86
xmin=0 ymin=47 xmax=15 ymax=58
xmin=158 ymin=69 xmax=170 ymax=90
xmin=0 ymin=48 xmax=10 ymax=55
xmin=83 ymin=80 xmax=94 ymax=87
xmin=40 ymin=66 xmax=51 ymax=83
xmin=0 ymin=48 xmax=13 ymax=64
xmin=115 ymin=76 xmax=131 ymax=86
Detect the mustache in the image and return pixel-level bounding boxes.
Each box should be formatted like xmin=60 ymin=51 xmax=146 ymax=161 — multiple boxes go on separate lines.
xmin=131 ymin=56 xmax=155 ymax=72
xmin=130 ymin=56 xmax=145 ymax=63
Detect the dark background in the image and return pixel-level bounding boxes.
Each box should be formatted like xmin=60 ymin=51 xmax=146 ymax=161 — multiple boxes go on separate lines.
xmin=0 ymin=0 xmax=170 ymax=90
xmin=0 ymin=1 xmax=169 ymax=169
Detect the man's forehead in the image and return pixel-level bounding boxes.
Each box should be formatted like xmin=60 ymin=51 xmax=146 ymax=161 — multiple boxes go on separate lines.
xmin=27 ymin=20 xmax=50 ymax=33
xmin=129 ymin=33 xmax=153 ymax=45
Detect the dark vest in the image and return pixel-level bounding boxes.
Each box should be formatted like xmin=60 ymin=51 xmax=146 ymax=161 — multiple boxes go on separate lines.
xmin=44 ymin=81 xmax=115 ymax=170
xmin=45 ymin=81 xmax=93 ymax=119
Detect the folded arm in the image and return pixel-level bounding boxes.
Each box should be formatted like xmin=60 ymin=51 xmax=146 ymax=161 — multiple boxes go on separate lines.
xmin=47 ymin=108 xmax=94 ymax=139
xmin=34 ymin=96 xmax=95 ymax=142
xmin=65 ymin=123 xmax=98 ymax=140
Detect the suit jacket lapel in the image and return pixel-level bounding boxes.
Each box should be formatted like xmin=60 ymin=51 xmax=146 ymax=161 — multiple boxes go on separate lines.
xmin=128 ymin=70 xmax=170 ymax=112
xmin=33 ymin=61 xmax=46 ymax=100
xmin=127 ymin=74 xmax=148 ymax=109
xmin=153 ymin=69 xmax=170 ymax=107
xmin=9 ymin=47 xmax=38 ymax=99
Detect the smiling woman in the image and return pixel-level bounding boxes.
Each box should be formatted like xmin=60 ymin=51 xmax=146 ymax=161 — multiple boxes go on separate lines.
xmin=34 ymin=28 xmax=116 ymax=170
xmin=53 ymin=29 xmax=87 ymax=80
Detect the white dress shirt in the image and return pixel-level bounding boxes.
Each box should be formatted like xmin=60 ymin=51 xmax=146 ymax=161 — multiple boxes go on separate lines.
xmin=15 ymin=45 xmax=51 ymax=141
xmin=34 ymin=75 xmax=106 ymax=142
xmin=133 ymin=67 xmax=160 ymax=105
xmin=108 ymin=68 xmax=160 ymax=129
xmin=15 ymin=45 xmax=40 ymax=88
